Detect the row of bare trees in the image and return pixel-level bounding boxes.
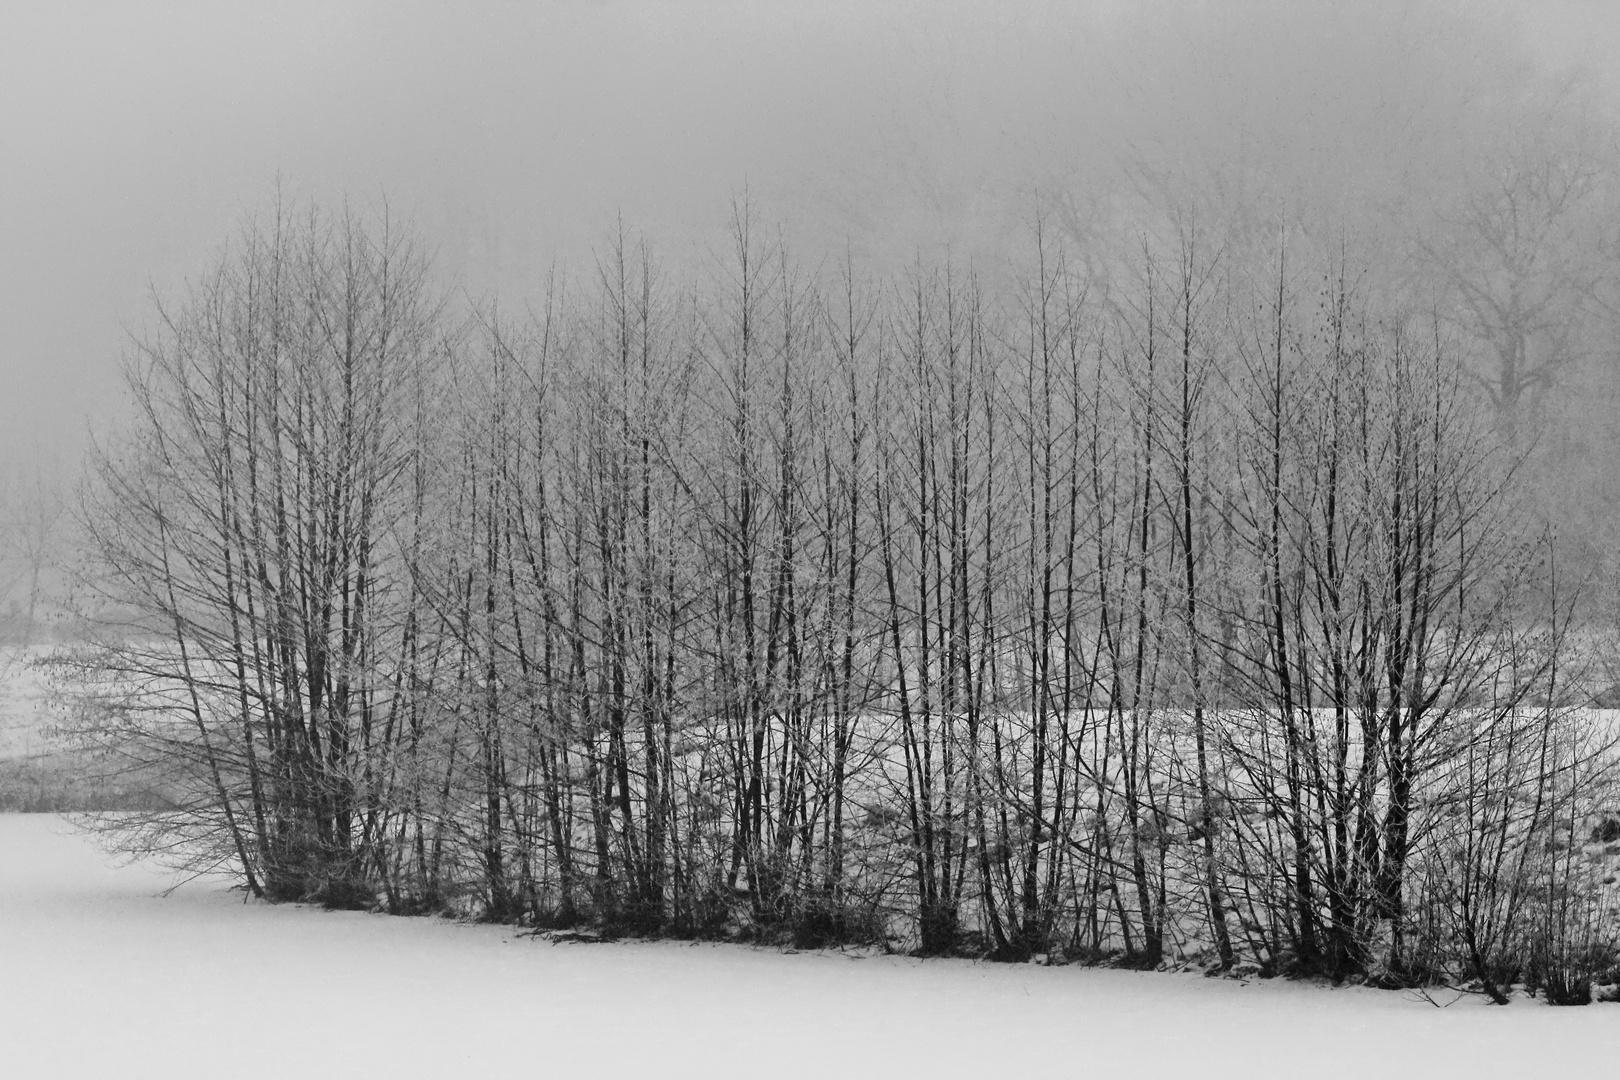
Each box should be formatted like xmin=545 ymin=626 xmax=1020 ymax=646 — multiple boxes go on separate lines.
xmin=61 ymin=198 xmax=1619 ymax=997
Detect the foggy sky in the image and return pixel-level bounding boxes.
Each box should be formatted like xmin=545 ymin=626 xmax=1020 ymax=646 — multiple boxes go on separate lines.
xmin=3 ymin=1 xmax=1616 ymax=474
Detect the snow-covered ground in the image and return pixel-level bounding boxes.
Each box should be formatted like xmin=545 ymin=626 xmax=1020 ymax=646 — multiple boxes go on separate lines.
xmin=2 ymin=814 xmax=1616 ymax=1079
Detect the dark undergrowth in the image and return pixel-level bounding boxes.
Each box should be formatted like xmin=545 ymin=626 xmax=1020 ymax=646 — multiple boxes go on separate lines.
xmin=0 ymin=754 xmax=176 ymax=813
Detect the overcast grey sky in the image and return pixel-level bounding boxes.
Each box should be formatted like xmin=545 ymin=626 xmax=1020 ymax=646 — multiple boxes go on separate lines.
xmin=2 ymin=1 xmax=1616 ymax=472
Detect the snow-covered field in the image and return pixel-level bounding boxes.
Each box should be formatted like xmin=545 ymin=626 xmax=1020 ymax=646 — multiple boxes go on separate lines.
xmin=1 ymin=814 xmax=1616 ymax=1079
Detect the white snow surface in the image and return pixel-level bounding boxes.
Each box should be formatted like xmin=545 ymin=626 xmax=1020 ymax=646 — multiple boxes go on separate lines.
xmin=2 ymin=815 xmax=1616 ymax=1079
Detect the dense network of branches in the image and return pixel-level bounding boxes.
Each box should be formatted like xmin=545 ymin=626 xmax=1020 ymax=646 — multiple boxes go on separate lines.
xmin=60 ymin=197 xmax=1620 ymax=1003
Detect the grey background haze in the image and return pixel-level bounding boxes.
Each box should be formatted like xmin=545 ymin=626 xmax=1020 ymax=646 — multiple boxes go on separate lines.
xmin=2 ymin=0 xmax=1615 ymax=474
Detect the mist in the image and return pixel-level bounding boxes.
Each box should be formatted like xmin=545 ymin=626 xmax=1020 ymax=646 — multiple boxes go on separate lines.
xmin=1 ymin=0 xmax=1615 ymax=466
xmin=16 ymin=2 xmax=1620 ymax=1027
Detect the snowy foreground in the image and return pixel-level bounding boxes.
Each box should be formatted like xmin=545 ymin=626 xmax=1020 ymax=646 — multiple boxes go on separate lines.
xmin=2 ymin=816 xmax=1616 ymax=1080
